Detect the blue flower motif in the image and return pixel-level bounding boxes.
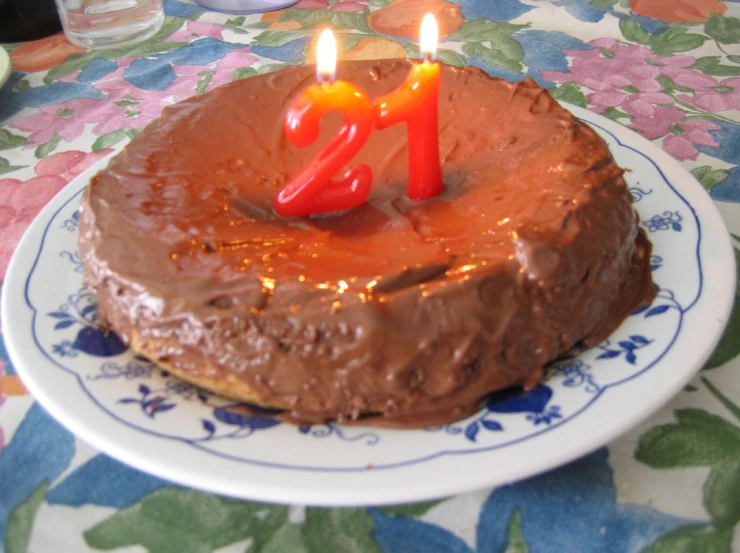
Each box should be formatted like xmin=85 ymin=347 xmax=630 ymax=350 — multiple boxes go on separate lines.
xmin=710 ymin=165 xmax=740 ymax=203
xmin=251 ymin=37 xmax=311 ymax=62
xmin=643 ymin=211 xmax=683 ymax=232
xmin=552 ymin=0 xmax=666 ymax=33
xmin=78 ymin=58 xmax=118 ymax=83
xmin=0 ymin=404 xmax=76 ymax=544
xmin=596 ymin=336 xmax=652 ymax=365
xmin=0 ymin=72 xmax=104 ymax=121
xmin=52 ymin=339 xmax=78 ymax=357
xmin=46 ymin=454 xmax=171 ymax=508
xmin=630 ymin=187 xmax=653 ymax=203
xmin=526 ymin=405 xmax=562 ymax=425
xmin=516 ymin=30 xmax=592 ymax=85
xmin=487 ymin=385 xmax=554 ymax=415
xmin=452 ymin=0 xmax=533 ymax=21
xmin=554 ymin=359 xmax=601 ymax=393
xmin=118 ymin=384 xmax=177 ymax=418
xmin=696 ymin=121 xmax=740 ymax=203
xmin=370 ymin=449 xmax=695 ymax=553
xmin=164 ymin=0 xmax=204 ymax=17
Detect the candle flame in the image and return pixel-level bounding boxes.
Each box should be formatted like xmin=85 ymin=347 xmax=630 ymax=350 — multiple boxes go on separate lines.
xmin=316 ymin=28 xmax=337 ymax=81
xmin=420 ymin=13 xmax=438 ymax=59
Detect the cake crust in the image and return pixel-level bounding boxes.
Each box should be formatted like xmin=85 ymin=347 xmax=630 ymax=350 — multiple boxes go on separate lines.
xmin=79 ymin=60 xmax=654 ymax=427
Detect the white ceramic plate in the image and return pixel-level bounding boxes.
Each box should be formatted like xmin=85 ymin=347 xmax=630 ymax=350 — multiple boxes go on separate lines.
xmin=0 ymin=48 xmax=11 ymax=89
xmin=2 ymin=106 xmax=735 ymax=506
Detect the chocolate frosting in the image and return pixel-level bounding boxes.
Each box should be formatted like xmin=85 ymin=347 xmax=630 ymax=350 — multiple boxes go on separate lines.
xmin=79 ymin=60 xmax=654 ymax=427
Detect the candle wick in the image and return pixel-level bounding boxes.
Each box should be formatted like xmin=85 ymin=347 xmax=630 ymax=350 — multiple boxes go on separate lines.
xmin=317 ymin=72 xmax=336 ymax=84
xmin=422 ymin=52 xmax=434 ymax=63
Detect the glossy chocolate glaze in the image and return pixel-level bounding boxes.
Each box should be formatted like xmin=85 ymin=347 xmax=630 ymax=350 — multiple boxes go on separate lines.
xmin=79 ymin=60 xmax=654 ymax=427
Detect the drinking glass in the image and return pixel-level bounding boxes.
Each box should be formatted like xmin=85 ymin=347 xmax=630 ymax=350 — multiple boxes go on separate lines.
xmin=54 ymin=0 xmax=164 ymax=50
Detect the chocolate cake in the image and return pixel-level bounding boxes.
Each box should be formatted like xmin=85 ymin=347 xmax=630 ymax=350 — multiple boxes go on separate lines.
xmin=78 ymin=59 xmax=654 ymax=427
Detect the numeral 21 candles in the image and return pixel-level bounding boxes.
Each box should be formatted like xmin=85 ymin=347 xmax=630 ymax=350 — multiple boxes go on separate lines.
xmin=275 ymin=15 xmax=444 ymax=217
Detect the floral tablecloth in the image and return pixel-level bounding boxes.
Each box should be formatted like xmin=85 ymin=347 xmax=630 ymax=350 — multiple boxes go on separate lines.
xmin=1 ymin=0 xmax=740 ymax=551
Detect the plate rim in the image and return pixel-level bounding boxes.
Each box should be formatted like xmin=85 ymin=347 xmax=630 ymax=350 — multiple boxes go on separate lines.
xmin=2 ymin=105 xmax=736 ymax=506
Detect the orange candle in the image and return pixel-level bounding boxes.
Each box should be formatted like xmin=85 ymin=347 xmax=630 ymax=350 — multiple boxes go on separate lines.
xmin=275 ymin=30 xmax=374 ymax=218
xmin=373 ymin=14 xmax=444 ymax=201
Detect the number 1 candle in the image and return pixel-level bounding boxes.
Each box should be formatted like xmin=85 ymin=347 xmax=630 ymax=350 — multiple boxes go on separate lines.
xmin=373 ymin=13 xmax=444 ymax=202
xmin=274 ymin=29 xmax=375 ymax=218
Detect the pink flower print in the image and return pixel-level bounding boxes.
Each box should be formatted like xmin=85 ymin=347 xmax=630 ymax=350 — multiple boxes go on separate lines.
xmin=167 ymin=48 xmax=260 ymax=98
xmin=542 ymin=40 xmax=703 ymax=116
xmin=294 ymin=0 xmax=328 ymax=7
xmin=679 ymin=77 xmax=740 ymax=113
xmin=167 ymin=65 xmax=212 ymax=99
xmin=166 ymin=21 xmax=225 ymax=43
xmin=622 ymin=92 xmax=676 ymax=117
xmin=662 ymin=119 xmax=721 ymax=161
xmin=629 ymin=106 xmax=684 ymax=140
xmin=294 ymin=0 xmax=366 ymax=10
xmin=10 ymin=98 xmax=105 ymax=145
xmin=0 ymin=149 xmax=112 ymax=276
xmin=331 ymin=1 xmax=367 ymax=12
xmin=89 ymin=85 xmax=169 ymax=135
xmin=213 ymin=48 xmax=259 ymax=83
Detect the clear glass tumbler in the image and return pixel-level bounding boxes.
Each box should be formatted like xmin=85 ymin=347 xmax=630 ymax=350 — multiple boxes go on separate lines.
xmin=54 ymin=0 xmax=164 ymax=50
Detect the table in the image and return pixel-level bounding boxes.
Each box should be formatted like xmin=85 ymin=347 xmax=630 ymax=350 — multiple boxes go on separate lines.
xmin=1 ymin=0 xmax=739 ymax=551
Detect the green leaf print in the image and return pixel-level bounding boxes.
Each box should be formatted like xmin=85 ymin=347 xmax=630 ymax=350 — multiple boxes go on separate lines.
xmin=232 ymin=67 xmax=259 ymax=80
xmin=5 ymin=481 xmax=49 ymax=553
xmin=690 ymin=56 xmax=740 ymax=77
xmin=253 ymin=30 xmax=312 ymax=47
xmin=34 ymin=134 xmax=61 ymax=159
xmin=650 ymin=27 xmax=707 ymax=57
xmin=705 ymin=14 xmax=740 ymax=45
xmin=728 ymin=55 xmax=740 ymax=64
xmin=280 ymin=8 xmax=334 ymax=28
xmin=642 ymin=525 xmax=733 ymax=553
xmin=703 ymin=459 xmax=740 ymax=529
xmin=43 ymin=52 xmax=98 ymax=84
xmin=84 ymin=488 xmax=289 ymax=553
xmin=590 ymin=0 xmax=618 ymax=6
xmin=704 ymin=244 xmax=740 ymax=370
xmin=603 ymin=106 xmax=630 ymax=120
xmin=447 ymin=20 xmax=528 ymax=42
xmin=701 ymin=377 xmax=740 ymax=425
xmin=635 ymin=408 xmax=740 ymax=468
xmin=503 ymin=510 xmax=529 ymax=553
xmin=619 ymin=20 xmax=652 ymax=45
xmin=550 ymin=82 xmax=588 ymax=108
xmin=462 ymin=42 xmax=522 ymax=73
xmin=691 ymin=166 xmax=730 ymax=192
xmin=0 ymin=157 xmax=26 ymax=174
xmin=436 ymin=49 xmax=466 ymax=68
xmin=332 ymin=12 xmax=373 ymax=33
xmin=301 ymin=509 xmax=382 ymax=553
xmin=704 ymin=295 xmax=740 ymax=370
xmin=378 ymin=499 xmax=442 ymax=517
xmin=91 ymin=129 xmax=129 ymax=152
xmin=0 ymin=129 xmax=30 ymax=150
xmin=259 ymin=521 xmax=310 ymax=553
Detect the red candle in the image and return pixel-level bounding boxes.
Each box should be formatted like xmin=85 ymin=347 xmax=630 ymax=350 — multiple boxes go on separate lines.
xmin=275 ymin=29 xmax=374 ymax=218
xmin=373 ymin=14 xmax=444 ymax=202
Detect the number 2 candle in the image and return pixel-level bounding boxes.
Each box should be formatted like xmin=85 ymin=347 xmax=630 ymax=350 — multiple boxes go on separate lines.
xmin=374 ymin=13 xmax=444 ymax=201
xmin=274 ymin=29 xmax=375 ymax=218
